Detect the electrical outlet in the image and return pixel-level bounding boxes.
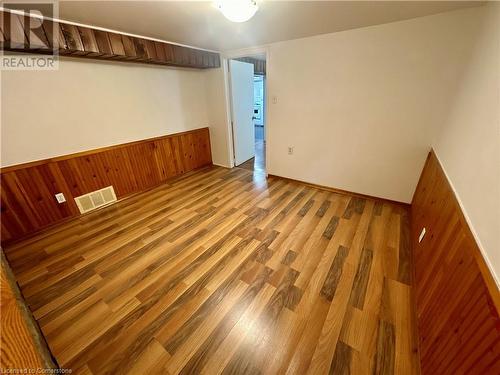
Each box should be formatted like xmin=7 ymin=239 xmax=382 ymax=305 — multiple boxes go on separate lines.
xmin=55 ymin=193 xmax=66 ymax=203
xmin=272 ymin=96 xmax=278 ymax=104
xmin=288 ymin=146 xmax=294 ymax=155
xmin=418 ymin=227 xmax=426 ymax=243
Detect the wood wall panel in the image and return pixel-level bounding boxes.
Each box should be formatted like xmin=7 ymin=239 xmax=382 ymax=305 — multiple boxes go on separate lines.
xmin=77 ymin=26 xmax=100 ymax=56
xmin=1 ymin=252 xmax=55 ymax=371
xmin=411 ymin=150 xmax=500 ymax=375
xmin=40 ymin=18 xmax=66 ymax=52
xmin=0 ymin=10 xmax=220 ymax=69
xmin=59 ymin=23 xmax=85 ymax=55
xmin=0 ymin=128 xmax=212 ymax=245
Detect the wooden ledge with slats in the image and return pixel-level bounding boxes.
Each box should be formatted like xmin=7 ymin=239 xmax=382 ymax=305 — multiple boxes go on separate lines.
xmin=0 ymin=10 xmax=220 ymax=69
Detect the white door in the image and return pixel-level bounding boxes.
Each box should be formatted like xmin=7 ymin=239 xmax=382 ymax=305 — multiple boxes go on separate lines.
xmin=229 ymin=60 xmax=255 ymax=166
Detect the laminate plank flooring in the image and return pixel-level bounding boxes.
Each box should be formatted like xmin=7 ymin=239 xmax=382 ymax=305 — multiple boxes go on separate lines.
xmin=238 ymin=140 xmax=265 ymax=175
xmin=4 ymin=166 xmax=420 ymax=374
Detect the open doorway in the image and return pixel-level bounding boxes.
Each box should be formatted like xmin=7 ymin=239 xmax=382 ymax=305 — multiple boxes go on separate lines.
xmin=228 ymin=55 xmax=266 ymax=175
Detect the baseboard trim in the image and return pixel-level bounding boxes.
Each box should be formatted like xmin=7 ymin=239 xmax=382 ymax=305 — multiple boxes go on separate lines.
xmin=267 ymin=173 xmax=410 ymax=207
xmin=212 ymin=162 xmax=232 ymax=169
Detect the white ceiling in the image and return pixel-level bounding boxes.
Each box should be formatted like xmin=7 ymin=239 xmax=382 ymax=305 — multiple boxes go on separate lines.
xmin=58 ymin=1 xmax=482 ymax=51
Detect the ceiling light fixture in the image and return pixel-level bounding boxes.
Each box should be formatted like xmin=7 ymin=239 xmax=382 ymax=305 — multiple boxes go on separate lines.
xmin=215 ymin=0 xmax=258 ymax=23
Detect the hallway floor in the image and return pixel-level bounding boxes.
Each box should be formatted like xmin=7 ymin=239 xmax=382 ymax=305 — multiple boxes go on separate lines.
xmin=238 ymin=125 xmax=266 ymax=174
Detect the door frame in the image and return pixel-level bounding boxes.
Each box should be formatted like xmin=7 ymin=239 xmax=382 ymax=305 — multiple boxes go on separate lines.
xmin=222 ymin=47 xmax=269 ymax=172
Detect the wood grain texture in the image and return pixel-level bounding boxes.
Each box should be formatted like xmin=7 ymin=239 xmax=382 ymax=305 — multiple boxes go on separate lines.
xmin=411 ymin=150 xmax=500 ymax=375
xmin=0 ymin=10 xmax=220 ymax=69
xmin=0 ymin=253 xmax=54 ymax=371
xmin=267 ymin=173 xmax=410 ymax=208
xmin=0 ymin=128 xmax=212 ymax=244
xmin=4 ymin=165 xmax=419 ymax=374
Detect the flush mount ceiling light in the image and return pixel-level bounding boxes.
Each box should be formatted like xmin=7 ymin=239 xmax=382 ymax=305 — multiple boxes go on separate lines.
xmin=215 ymin=0 xmax=259 ymax=23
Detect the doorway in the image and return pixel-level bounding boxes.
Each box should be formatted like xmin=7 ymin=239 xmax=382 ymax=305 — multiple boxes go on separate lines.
xmin=228 ymin=55 xmax=267 ymax=175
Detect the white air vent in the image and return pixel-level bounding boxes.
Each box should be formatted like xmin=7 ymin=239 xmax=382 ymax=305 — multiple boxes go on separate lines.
xmin=75 ymin=186 xmax=117 ymax=214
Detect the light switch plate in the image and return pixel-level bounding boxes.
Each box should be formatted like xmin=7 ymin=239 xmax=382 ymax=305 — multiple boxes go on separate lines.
xmin=55 ymin=193 xmax=66 ymax=203
xmin=418 ymin=227 xmax=426 ymax=243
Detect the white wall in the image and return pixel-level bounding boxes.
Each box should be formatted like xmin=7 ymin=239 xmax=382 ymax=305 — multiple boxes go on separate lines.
xmin=433 ymin=3 xmax=500 ymax=283
xmin=263 ymin=6 xmax=493 ymax=203
xmin=1 ymin=58 xmax=213 ymax=166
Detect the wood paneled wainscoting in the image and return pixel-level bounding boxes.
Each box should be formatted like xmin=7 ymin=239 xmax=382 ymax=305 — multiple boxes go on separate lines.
xmin=411 ymin=150 xmax=500 ymax=375
xmin=0 ymin=128 xmax=212 ymax=245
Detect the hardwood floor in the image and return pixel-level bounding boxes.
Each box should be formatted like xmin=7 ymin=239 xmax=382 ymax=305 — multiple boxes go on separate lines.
xmin=4 ymin=165 xmax=419 ymax=374
xmin=238 ymin=139 xmax=266 ymax=174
